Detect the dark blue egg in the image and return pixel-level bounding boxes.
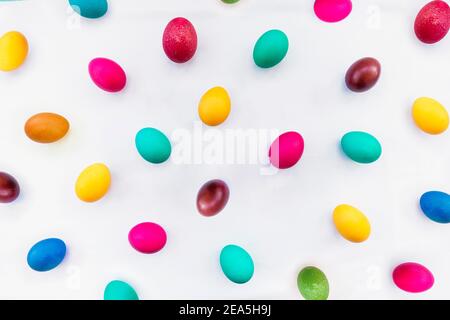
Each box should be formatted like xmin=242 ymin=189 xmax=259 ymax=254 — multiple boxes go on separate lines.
xmin=420 ymin=191 xmax=450 ymax=224
xmin=27 ymin=238 xmax=66 ymax=272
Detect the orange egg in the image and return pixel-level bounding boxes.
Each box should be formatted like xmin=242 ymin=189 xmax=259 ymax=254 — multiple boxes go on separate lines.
xmin=25 ymin=112 xmax=70 ymax=143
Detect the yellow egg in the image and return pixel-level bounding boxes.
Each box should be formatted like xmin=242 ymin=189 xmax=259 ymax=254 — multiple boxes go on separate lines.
xmin=412 ymin=97 xmax=449 ymax=134
xmin=333 ymin=204 xmax=370 ymax=243
xmin=198 ymin=86 xmax=231 ymax=126
xmin=0 ymin=31 xmax=28 ymax=72
xmin=75 ymin=163 xmax=111 ymax=202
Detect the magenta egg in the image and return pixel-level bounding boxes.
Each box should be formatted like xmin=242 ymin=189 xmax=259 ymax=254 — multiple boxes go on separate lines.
xmin=314 ymin=0 xmax=352 ymax=23
xmin=128 ymin=222 xmax=167 ymax=254
xmin=269 ymin=131 xmax=304 ymax=169
xmin=392 ymin=262 xmax=434 ymax=293
xmin=162 ymin=17 xmax=198 ymax=63
xmin=88 ymin=57 xmax=126 ymax=92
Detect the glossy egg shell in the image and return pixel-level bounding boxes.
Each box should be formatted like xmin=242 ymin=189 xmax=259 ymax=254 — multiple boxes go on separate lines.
xmin=27 ymin=238 xmax=66 ymax=272
xmin=0 ymin=172 xmax=20 ymax=203
xmin=197 ymin=179 xmax=230 ymax=217
xmin=88 ymin=57 xmax=126 ymax=92
xmin=128 ymin=222 xmax=167 ymax=254
xmin=414 ymin=0 xmax=450 ymax=44
xmin=0 ymin=31 xmax=28 ymax=72
xmin=393 ymin=262 xmax=434 ymax=293
xmin=269 ymin=131 xmax=304 ymax=169
xmin=162 ymin=17 xmax=198 ymax=63
xmin=345 ymin=57 xmax=381 ymax=92
xmin=25 ymin=112 xmax=70 ymax=143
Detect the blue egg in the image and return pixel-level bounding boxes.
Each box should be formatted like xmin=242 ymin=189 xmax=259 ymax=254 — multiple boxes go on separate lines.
xmin=420 ymin=191 xmax=450 ymax=224
xmin=27 ymin=238 xmax=66 ymax=272
xmin=69 ymin=0 xmax=108 ymax=19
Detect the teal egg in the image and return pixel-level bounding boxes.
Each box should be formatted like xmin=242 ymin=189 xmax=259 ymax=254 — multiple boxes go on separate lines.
xmin=220 ymin=244 xmax=254 ymax=284
xmin=135 ymin=127 xmax=171 ymax=164
xmin=69 ymin=0 xmax=108 ymax=19
xmin=340 ymin=131 xmax=382 ymax=164
xmin=253 ymin=30 xmax=289 ymax=68
xmin=104 ymin=280 xmax=139 ymax=300
xmin=297 ymin=266 xmax=329 ymax=300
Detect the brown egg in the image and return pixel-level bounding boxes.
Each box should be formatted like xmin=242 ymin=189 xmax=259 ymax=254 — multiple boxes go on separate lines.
xmin=345 ymin=57 xmax=381 ymax=93
xmin=25 ymin=112 xmax=69 ymax=143
xmin=196 ymin=179 xmax=230 ymax=217
xmin=0 ymin=172 xmax=20 ymax=203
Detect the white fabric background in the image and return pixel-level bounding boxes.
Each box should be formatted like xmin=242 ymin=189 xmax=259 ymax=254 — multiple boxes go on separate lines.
xmin=0 ymin=0 xmax=449 ymax=300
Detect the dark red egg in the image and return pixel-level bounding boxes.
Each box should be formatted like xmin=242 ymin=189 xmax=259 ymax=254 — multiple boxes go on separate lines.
xmin=0 ymin=172 xmax=20 ymax=203
xmin=414 ymin=0 xmax=450 ymax=44
xmin=345 ymin=57 xmax=381 ymax=93
xmin=162 ymin=17 xmax=198 ymax=63
xmin=196 ymin=179 xmax=230 ymax=217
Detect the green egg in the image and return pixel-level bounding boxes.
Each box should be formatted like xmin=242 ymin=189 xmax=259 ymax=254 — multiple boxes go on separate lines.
xmin=104 ymin=280 xmax=139 ymax=300
xmin=135 ymin=127 xmax=171 ymax=164
xmin=222 ymin=0 xmax=240 ymax=3
xmin=220 ymin=245 xmax=254 ymax=284
xmin=297 ymin=266 xmax=329 ymax=300
xmin=340 ymin=131 xmax=382 ymax=164
xmin=253 ymin=29 xmax=289 ymax=68
xmin=69 ymin=0 xmax=108 ymax=19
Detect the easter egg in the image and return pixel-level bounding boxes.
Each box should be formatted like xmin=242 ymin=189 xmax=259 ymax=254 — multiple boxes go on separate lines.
xmin=0 ymin=31 xmax=28 ymax=72
xmin=253 ymin=30 xmax=289 ymax=68
xmin=393 ymin=262 xmax=434 ymax=293
xmin=220 ymin=245 xmax=254 ymax=284
xmin=341 ymin=131 xmax=382 ymax=164
xmin=269 ymin=131 xmax=304 ymax=169
xmin=222 ymin=0 xmax=240 ymax=3
xmin=104 ymin=280 xmax=139 ymax=300
xmin=0 ymin=172 xmax=20 ymax=203
xmin=129 ymin=222 xmax=167 ymax=254
xmin=197 ymin=179 xmax=230 ymax=217
xmin=69 ymin=0 xmax=108 ymax=19
xmin=88 ymin=58 xmax=126 ymax=93
xmin=333 ymin=204 xmax=370 ymax=243
xmin=27 ymin=238 xmax=66 ymax=272
xmin=420 ymin=191 xmax=450 ymax=223
xmin=414 ymin=0 xmax=450 ymax=44
xmin=24 ymin=113 xmax=70 ymax=143
xmin=198 ymin=87 xmax=231 ymax=126
xmin=135 ymin=128 xmax=171 ymax=164
xmin=412 ymin=97 xmax=449 ymax=134
xmin=75 ymin=163 xmax=111 ymax=202
xmin=297 ymin=266 xmax=329 ymax=300
xmin=345 ymin=57 xmax=381 ymax=92
xmin=314 ymin=0 xmax=353 ymax=23
xmin=162 ymin=17 xmax=198 ymax=63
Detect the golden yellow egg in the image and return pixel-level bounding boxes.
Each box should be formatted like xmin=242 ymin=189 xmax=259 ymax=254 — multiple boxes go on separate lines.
xmin=198 ymin=86 xmax=231 ymax=126
xmin=412 ymin=97 xmax=449 ymax=135
xmin=0 ymin=31 xmax=28 ymax=72
xmin=75 ymin=163 xmax=111 ymax=202
xmin=333 ymin=204 xmax=371 ymax=243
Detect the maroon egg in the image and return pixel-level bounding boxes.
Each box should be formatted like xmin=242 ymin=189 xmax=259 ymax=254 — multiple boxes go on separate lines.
xmin=162 ymin=17 xmax=198 ymax=63
xmin=196 ymin=179 xmax=230 ymax=217
xmin=345 ymin=57 xmax=381 ymax=93
xmin=0 ymin=172 xmax=20 ymax=203
xmin=414 ymin=0 xmax=450 ymax=44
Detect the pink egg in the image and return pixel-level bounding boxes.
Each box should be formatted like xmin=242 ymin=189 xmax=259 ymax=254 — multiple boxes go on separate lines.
xmin=88 ymin=57 xmax=126 ymax=92
xmin=269 ymin=131 xmax=304 ymax=169
xmin=392 ymin=262 xmax=434 ymax=293
xmin=314 ymin=0 xmax=352 ymax=23
xmin=128 ymin=222 xmax=167 ymax=254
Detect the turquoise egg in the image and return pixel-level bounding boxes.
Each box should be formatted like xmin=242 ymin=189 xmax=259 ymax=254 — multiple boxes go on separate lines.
xmin=104 ymin=280 xmax=139 ymax=300
xmin=135 ymin=127 xmax=172 ymax=164
xmin=253 ymin=30 xmax=289 ymax=68
xmin=340 ymin=131 xmax=382 ymax=164
xmin=27 ymin=238 xmax=66 ymax=272
xmin=220 ymin=244 xmax=254 ymax=284
xmin=69 ymin=0 xmax=108 ymax=19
